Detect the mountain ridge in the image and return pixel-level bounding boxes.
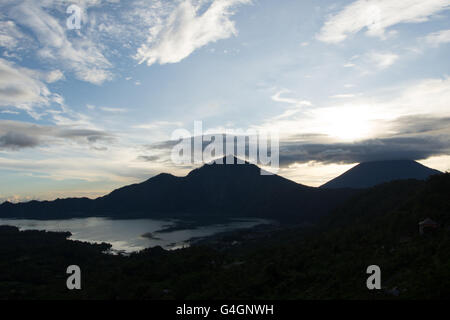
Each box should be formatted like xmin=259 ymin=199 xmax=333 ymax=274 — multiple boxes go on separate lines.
xmin=0 ymin=156 xmax=352 ymax=222
xmin=320 ymin=160 xmax=441 ymax=189
xmin=1 ymin=158 xmax=442 ymax=222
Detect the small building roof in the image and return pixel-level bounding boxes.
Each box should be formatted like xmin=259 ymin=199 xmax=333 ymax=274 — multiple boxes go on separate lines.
xmin=419 ymin=218 xmax=438 ymax=226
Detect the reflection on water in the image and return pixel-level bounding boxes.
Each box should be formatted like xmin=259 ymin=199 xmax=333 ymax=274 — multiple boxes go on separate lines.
xmin=0 ymin=217 xmax=269 ymax=253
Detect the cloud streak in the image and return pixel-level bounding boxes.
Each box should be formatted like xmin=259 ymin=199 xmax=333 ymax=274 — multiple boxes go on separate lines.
xmin=0 ymin=131 xmax=39 ymax=150
xmin=138 ymin=115 xmax=450 ymax=167
xmin=135 ymin=0 xmax=251 ymax=66
xmin=277 ymin=115 xmax=450 ymax=166
xmin=423 ymin=29 xmax=450 ymax=47
xmin=3 ymin=0 xmax=112 ymax=84
xmin=0 ymin=120 xmax=113 ymax=150
xmin=317 ymin=0 xmax=450 ymax=43
xmin=0 ymin=58 xmax=56 ymax=118
xmin=366 ymin=51 xmax=399 ymax=69
xmin=279 ymin=136 xmax=450 ymax=166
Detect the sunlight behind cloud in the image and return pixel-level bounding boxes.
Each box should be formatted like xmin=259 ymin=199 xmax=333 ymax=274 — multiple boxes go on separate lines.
xmin=0 ymin=0 xmax=449 ymax=200
xmin=316 ymin=106 xmax=374 ymax=141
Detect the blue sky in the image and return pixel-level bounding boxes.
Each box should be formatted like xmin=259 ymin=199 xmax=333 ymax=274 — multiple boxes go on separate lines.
xmin=1 ymin=0 xmax=450 ymax=202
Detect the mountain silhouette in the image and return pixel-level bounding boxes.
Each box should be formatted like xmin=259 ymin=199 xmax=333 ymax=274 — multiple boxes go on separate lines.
xmin=320 ymin=160 xmax=442 ymax=189
xmin=0 ymin=156 xmax=354 ymax=222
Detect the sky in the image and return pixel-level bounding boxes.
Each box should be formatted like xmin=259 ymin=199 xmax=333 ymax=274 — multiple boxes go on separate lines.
xmin=0 ymin=0 xmax=450 ymax=202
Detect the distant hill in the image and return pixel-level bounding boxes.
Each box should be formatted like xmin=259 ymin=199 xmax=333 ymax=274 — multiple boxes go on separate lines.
xmin=320 ymin=160 xmax=441 ymax=189
xmin=0 ymin=156 xmax=354 ymax=222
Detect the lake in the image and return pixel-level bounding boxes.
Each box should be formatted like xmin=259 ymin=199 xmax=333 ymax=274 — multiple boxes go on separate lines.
xmin=0 ymin=217 xmax=270 ymax=253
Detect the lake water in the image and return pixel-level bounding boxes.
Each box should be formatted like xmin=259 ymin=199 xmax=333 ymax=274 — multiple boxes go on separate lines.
xmin=0 ymin=217 xmax=270 ymax=253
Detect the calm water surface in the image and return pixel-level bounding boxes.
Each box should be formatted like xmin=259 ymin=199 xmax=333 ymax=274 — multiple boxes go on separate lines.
xmin=0 ymin=217 xmax=269 ymax=253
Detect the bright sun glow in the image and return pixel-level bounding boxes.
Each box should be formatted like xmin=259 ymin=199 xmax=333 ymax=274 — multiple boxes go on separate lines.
xmin=315 ymin=105 xmax=374 ymax=141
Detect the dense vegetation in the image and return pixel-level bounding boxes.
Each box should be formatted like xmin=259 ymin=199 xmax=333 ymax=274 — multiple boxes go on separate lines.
xmin=0 ymin=174 xmax=449 ymax=299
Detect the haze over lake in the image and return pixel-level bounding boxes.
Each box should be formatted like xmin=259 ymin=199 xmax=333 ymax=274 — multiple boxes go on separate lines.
xmin=0 ymin=217 xmax=270 ymax=253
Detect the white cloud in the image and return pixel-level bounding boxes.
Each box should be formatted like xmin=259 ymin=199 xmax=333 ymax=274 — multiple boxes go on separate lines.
xmin=4 ymin=1 xmax=112 ymax=84
xmin=1 ymin=0 xmax=250 ymax=78
xmin=256 ymin=76 xmax=450 ymax=142
xmin=45 ymin=70 xmax=65 ymax=83
xmin=385 ymin=77 xmax=450 ymax=116
xmin=0 ymin=58 xmax=52 ymax=116
xmin=271 ymin=89 xmax=312 ymax=107
xmin=135 ymin=0 xmax=251 ymax=66
xmin=100 ymin=107 xmax=127 ymax=113
xmin=0 ymin=20 xmax=26 ymax=50
xmin=366 ymin=51 xmax=399 ymax=69
xmin=133 ymin=121 xmax=183 ymax=130
xmin=0 ymin=153 xmax=152 ymax=185
xmin=424 ymin=29 xmax=450 ymax=47
xmin=330 ymin=94 xmax=356 ymax=99
xmin=0 ymin=118 xmax=167 ymax=192
xmin=269 ymin=89 xmax=313 ymax=121
xmin=317 ymin=0 xmax=450 ymax=43
xmin=1 ymin=110 xmax=20 ymax=115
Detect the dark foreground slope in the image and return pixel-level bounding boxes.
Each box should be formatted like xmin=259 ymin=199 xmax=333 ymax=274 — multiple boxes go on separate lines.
xmin=321 ymin=160 xmax=441 ymax=189
xmin=0 ymin=157 xmax=354 ymax=223
xmin=1 ymin=174 xmax=449 ymax=299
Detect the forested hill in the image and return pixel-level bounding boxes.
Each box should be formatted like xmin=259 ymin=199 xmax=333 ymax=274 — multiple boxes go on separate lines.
xmin=1 ymin=174 xmax=449 ymax=299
